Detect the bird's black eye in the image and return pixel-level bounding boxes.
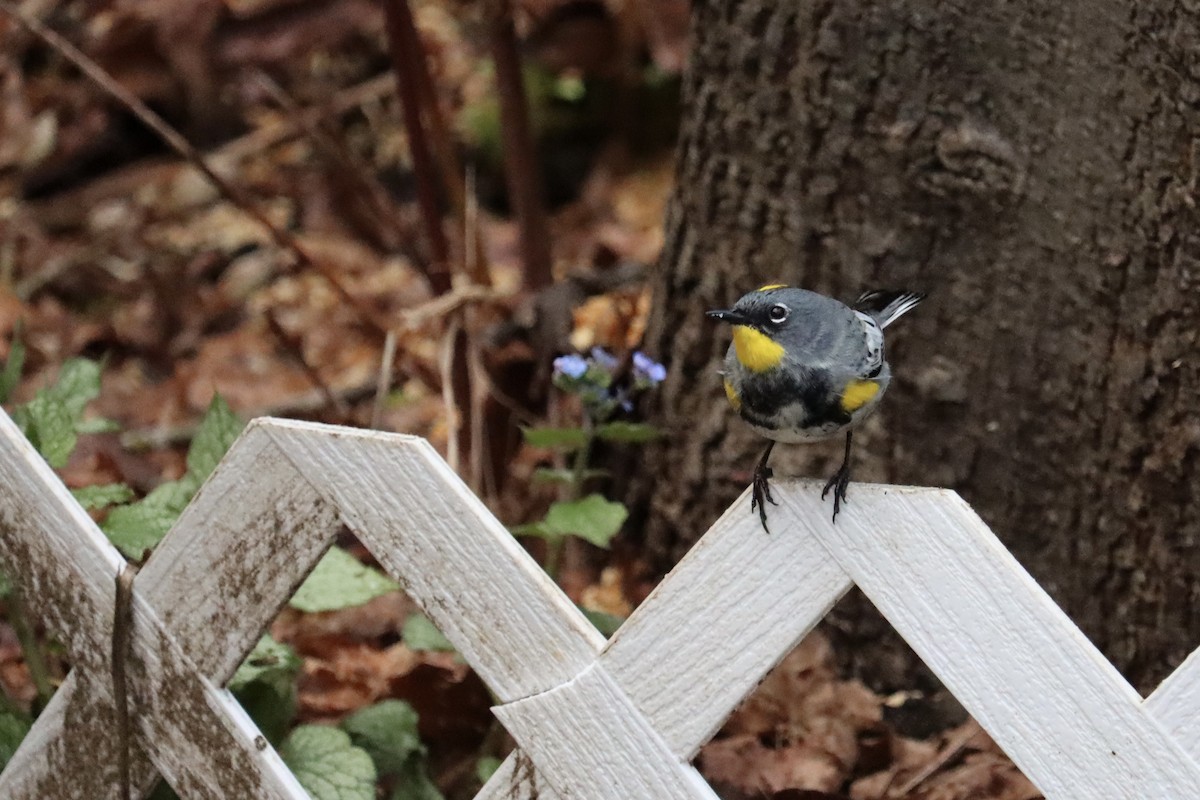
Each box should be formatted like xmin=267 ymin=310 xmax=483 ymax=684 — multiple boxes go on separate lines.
xmin=768 ymin=304 xmax=789 ymax=324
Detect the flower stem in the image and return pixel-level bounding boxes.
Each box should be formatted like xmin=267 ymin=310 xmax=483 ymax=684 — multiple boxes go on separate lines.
xmin=545 ymin=422 xmax=595 ymax=581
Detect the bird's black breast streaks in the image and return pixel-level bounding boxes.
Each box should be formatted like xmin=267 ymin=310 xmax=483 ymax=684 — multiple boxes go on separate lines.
xmin=737 ymin=365 xmax=851 ymax=431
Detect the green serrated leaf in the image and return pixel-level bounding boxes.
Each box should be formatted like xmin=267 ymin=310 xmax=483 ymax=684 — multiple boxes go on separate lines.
xmin=96 ymin=399 xmax=238 ymax=559
xmin=540 ymin=495 xmax=627 ymax=548
xmin=186 ymin=395 xmax=244 ymax=482
xmin=290 ymin=547 xmax=399 ymax=613
xmin=391 ymin=759 xmax=445 ymax=800
xmin=22 ymin=394 xmax=76 ymax=468
xmin=101 ymin=500 xmax=180 ymax=559
xmin=48 ymin=358 xmax=102 ymax=419
xmin=342 ymin=700 xmax=424 ymax=775
xmin=520 ymin=426 xmax=589 ymax=449
xmin=0 ymin=333 xmax=25 ymax=404
xmin=230 ymin=635 xmax=300 ymax=744
xmin=595 ymin=421 xmax=663 ymax=443
xmin=143 ymin=474 xmax=201 ymax=514
xmin=581 ymin=607 xmax=625 ymax=636
xmin=281 ymin=726 xmax=376 ymax=800
xmin=402 ymin=613 xmax=456 ymax=653
xmin=0 ymin=708 xmax=33 ymax=770
xmin=229 ymin=635 xmax=301 ymax=694
xmin=530 ymin=467 xmax=609 ymax=485
xmin=71 ymin=483 xmax=135 ymax=510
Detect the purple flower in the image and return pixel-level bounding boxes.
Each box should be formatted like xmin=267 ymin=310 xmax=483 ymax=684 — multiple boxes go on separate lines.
xmin=633 ymin=351 xmax=667 ymax=385
xmin=553 ymin=354 xmax=588 ymax=379
xmin=589 ymin=347 xmax=619 ymax=371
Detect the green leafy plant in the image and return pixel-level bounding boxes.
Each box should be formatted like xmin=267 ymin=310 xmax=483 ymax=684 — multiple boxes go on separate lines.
xmin=290 ymin=547 xmax=400 ymax=614
xmin=0 ymin=348 xmax=432 ymax=790
xmin=275 ymin=698 xmax=446 ymax=800
xmin=102 ymin=394 xmax=244 ymax=559
xmin=515 ymin=348 xmax=665 ymax=579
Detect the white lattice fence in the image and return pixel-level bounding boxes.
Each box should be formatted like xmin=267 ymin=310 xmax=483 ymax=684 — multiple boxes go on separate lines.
xmin=0 ymin=408 xmax=1198 ymax=799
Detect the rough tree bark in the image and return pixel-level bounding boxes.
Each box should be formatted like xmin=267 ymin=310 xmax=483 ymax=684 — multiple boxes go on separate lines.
xmin=634 ymin=0 xmax=1200 ymax=692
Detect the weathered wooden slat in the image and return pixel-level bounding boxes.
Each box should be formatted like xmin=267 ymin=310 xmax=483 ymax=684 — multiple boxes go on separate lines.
xmin=1145 ymin=645 xmax=1200 ymax=762
xmin=0 ymin=418 xmax=321 ymax=799
xmin=601 ymin=492 xmax=853 ymax=756
xmin=492 ymin=662 xmax=719 ymax=800
xmin=3 ymin=412 xmax=1200 ymax=800
xmin=136 ymin=421 xmax=343 ymax=683
xmin=0 ymin=411 xmax=123 ymax=668
xmin=478 ymin=490 xmax=853 ymax=800
xmin=0 ymin=672 xmax=158 ymax=799
xmin=783 ymin=484 xmax=1200 ymax=798
xmin=265 ymin=420 xmax=606 ymax=702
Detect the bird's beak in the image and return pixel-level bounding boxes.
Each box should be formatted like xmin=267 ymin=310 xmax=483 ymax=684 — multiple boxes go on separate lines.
xmin=707 ymin=309 xmax=749 ymax=325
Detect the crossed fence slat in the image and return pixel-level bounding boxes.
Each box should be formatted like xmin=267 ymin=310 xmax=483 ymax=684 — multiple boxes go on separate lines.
xmin=0 ymin=411 xmax=1198 ymax=799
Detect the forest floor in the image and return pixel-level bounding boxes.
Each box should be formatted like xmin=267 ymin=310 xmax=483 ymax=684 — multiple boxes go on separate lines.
xmin=0 ymin=1 xmax=1040 ymax=798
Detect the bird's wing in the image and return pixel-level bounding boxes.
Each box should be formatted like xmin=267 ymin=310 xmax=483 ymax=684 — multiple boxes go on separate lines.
xmin=853 ymin=310 xmax=885 ymax=378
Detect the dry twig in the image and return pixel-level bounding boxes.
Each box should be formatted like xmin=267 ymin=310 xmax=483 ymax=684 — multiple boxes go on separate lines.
xmin=889 ymin=719 xmax=984 ymax=798
xmin=383 ymin=0 xmax=453 ymax=294
xmin=371 ymin=330 xmax=399 ymax=430
xmin=487 ymin=0 xmax=554 ymax=290
xmin=252 ymin=71 xmax=416 ymax=258
xmin=265 ymin=311 xmax=352 ymax=423
xmin=0 ymin=1 xmax=391 ymax=337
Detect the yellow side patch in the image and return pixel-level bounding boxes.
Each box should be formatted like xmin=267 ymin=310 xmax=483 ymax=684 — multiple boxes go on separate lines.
xmin=757 ymin=283 xmax=787 ymax=291
xmin=723 ymin=377 xmax=742 ymax=411
xmin=731 ymin=326 xmax=785 ymax=372
xmin=840 ymin=379 xmax=881 ymax=413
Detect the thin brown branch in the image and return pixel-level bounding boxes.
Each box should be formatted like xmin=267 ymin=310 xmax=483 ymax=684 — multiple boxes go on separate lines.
xmin=383 ymin=0 xmax=453 ymax=295
xmin=402 ymin=8 xmax=492 ymax=287
xmin=487 ymin=0 xmax=554 ymax=290
xmin=396 ymin=284 xmax=508 ymax=331
xmin=0 ymin=1 xmax=391 ymax=338
xmin=462 ymin=163 xmax=491 ymax=286
xmin=890 ymin=719 xmax=984 ymax=797
xmin=265 ymin=311 xmax=352 ymax=423
xmin=253 ymin=72 xmax=413 ymax=254
xmin=371 ymin=330 xmax=399 ymax=429
xmin=439 ymin=317 xmax=465 ymax=472
xmin=220 ymin=73 xmax=395 ymax=165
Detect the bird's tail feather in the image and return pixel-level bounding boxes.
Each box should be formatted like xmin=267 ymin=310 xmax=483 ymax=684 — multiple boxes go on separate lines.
xmin=854 ymin=290 xmax=926 ymax=329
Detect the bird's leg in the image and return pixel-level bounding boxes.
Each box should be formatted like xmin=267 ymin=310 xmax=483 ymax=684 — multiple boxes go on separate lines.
xmin=751 ymin=440 xmax=778 ymax=533
xmin=821 ymin=431 xmax=854 ymax=522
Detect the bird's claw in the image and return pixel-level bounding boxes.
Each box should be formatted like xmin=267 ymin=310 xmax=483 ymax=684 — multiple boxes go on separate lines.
xmin=751 ymin=463 xmax=777 ymax=533
xmin=821 ymin=464 xmax=851 ymax=522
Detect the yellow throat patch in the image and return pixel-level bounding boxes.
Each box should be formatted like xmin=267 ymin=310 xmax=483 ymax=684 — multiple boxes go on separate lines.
xmin=731 ymin=326 xmax=785 ymax=372
xmin=840 ymin=379 xmax=881 ymax=412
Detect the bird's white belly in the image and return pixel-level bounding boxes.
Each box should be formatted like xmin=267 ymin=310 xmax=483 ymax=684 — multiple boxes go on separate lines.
xmin=746 ymin=393 xmax=884 ymax=444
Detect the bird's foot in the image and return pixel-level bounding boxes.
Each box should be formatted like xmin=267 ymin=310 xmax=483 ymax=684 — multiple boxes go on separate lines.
xmin=821 ymin=463 xmax=851 ymax=522
xmin=751 ymin=463 xmax=778 ymax=533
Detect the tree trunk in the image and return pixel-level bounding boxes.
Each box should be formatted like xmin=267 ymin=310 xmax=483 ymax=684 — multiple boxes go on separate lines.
xmin=635 ymin=0 xmax=1200 ymax=693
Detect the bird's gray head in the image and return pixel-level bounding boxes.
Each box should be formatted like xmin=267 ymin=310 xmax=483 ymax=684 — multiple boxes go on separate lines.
xmin=705 ymin=286 xmax=821 ymax=336
xmin=706 ymin=286 xmax=835 ymax=371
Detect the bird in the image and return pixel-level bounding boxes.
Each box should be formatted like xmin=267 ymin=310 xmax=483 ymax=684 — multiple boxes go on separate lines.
xmin=707 ymin=285 xmax=925 ymax=531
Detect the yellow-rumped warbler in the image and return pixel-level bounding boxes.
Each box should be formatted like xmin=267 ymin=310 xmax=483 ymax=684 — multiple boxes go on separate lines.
xmin=708 ymin=285 xmax=925 ymax=531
